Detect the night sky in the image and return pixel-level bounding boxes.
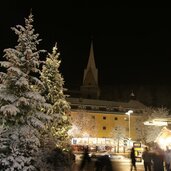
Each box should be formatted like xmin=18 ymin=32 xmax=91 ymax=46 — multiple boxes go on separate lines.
xmin=1 ymin=4 xmax=171 ymax=88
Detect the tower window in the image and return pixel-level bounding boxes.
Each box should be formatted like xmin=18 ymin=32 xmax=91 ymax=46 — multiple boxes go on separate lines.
xmin=103 ymin=116 xmax=106 ymax=120
xmin=114 ymin=117 xmax=118 ymax=120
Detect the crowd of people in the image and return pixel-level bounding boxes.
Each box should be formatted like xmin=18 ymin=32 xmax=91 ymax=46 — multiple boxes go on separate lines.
xmin=141 ymin=144 xmax=171 ymax=171
xmin=77 ymin=144 xmax=171 ymax=171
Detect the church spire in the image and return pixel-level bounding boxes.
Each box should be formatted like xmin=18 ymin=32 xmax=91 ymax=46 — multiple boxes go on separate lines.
xmin=83 ymin=40 xmax=98 ymax=85
xmin=87 ymin=41 xmax=96 ymax=68
xmin=80 ymin=39 xmax=100 ymax=99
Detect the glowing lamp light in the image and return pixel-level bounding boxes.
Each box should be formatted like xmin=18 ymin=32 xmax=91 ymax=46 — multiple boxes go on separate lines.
xmin=125 ymin=110 xmax=133 ymax=116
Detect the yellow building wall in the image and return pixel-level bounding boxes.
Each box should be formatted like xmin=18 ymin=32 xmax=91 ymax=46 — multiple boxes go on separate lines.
xmin=96 ymin=113 xmax=124 ymax=138
xmin=70 ymin=110 xmax=140 ymax=141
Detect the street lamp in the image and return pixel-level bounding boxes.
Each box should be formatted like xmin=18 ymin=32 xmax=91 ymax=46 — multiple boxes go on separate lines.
xmin=125 ymin=110 xmax=133 ymax=140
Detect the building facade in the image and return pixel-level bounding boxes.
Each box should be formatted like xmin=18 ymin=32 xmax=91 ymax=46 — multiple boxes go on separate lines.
xmin=67 ymin=40 xmax=146 ymax=150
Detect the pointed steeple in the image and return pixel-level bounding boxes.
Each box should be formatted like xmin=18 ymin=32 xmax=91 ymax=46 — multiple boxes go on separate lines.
xmin=83 ymin=40 xmax=98 ymax=86
xmin=80 ymin=39 xmax=100 ymax=99
xmin=87 ymin=41 xmax=96 ymax=69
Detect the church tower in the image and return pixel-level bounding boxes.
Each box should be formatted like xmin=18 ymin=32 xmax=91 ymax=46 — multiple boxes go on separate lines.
xmin=80 ymin=40 xmax=100 ymax=99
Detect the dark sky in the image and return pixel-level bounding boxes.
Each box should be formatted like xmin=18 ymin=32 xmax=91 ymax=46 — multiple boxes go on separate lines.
xmin=1 ymin=3 xmax=171 ymax=87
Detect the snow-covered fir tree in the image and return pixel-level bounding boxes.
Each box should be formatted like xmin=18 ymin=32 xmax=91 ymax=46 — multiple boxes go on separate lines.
xmin=0 ymin=13 xmax=52 ymax=171
xmin=40 ymin=43 xmax=71 ymax=149
xmin=39 ymin=44 xmax=73 ymax=170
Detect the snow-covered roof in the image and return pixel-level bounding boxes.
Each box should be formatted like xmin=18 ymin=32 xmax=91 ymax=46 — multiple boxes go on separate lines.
xmin=67 ymin=97 xmax=146 ymax=111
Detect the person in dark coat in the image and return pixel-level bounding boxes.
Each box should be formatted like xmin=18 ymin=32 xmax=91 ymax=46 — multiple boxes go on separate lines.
xmin=142 ymin=147 xmax=152 ymax=171
xmin=79 ymin=146 xmax=91 ymax=171
xmin=151 ymin=145 xmax=164 ymax=171
xmin=130 ymin=147 xmax=137 ymax=171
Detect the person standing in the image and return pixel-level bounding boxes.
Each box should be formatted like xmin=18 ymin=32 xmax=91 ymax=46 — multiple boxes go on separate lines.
xmin=142 ymin=147 xmax=152 ymax=171
xmin=130 ymin=147 xmax=137 ymax=171
xmin=79 ymin=146 xmax=91 ymax=171
xmin=164 ymin=146 xmax=171 ymax=171
xmin=151 ymin=144 xmax=164 ymax=171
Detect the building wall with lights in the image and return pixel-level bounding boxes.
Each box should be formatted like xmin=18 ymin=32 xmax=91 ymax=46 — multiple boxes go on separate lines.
xmin=68 ymin=97 xmax=146 ymax=142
